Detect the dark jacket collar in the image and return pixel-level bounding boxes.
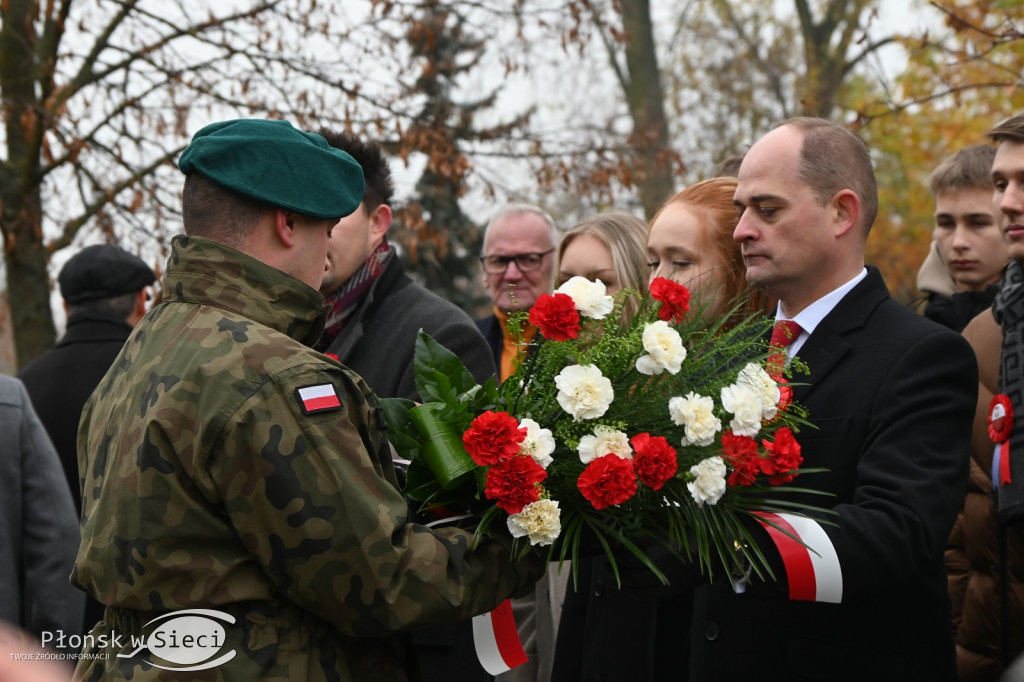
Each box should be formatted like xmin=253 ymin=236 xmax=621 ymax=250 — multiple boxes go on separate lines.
xmin=59 ymin=312 xmax=134 ymax=346
xmin=790 ymin=266 xmax=888 ymax=402
xmin=327 ymin=256 xmax=412 ymax=357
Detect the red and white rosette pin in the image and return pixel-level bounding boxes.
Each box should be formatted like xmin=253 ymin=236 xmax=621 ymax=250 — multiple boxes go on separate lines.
xmin=989 ymin=394 xmax=1014 ymax=486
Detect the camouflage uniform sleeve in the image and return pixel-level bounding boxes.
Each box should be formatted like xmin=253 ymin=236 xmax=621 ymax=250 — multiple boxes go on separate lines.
xmin=204 ymin=363 xmax=541 ymax=636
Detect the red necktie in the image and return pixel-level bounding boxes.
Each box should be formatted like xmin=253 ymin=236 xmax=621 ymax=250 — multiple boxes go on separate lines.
xmin=767 ymin=320 xmax=801 ymax=379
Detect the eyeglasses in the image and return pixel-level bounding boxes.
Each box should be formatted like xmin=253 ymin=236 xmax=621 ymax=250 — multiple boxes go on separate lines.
xmin=479 ymin=248 xmax=554 ymax=274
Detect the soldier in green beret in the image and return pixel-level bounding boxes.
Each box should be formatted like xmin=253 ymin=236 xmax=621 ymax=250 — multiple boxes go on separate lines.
xmin=72 ymin=119 xmax=543 ymax=682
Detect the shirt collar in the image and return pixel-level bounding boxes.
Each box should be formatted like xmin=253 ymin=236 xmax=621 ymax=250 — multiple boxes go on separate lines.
xmin=775 ymin=267 xmax=867 ymax=358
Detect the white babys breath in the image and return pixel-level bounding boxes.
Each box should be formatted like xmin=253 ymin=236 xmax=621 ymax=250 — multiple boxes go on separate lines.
xmin=720 ymin=383 xmax=764 ymax=437
xmin=507 ymin=499 xmax=562 ymax=546
xmin=557 ymin=276 xmax=615 ymax=319
xmin=668 ymin=392 xmax=722 ymax=446
xmin=577 ymin=425 xmax=633 ymax=464
xmin=635 ymin=320 xmax=686 ymax=375
xmin=735 ymin=362 xmax=780 ymax=421
xmin=519 ymin=418 xmax=556 ymax=469
xmin=555 ymin=364 xmax=614 ymax=421
xmin=687 ymin=456 xmax=727 ymax=507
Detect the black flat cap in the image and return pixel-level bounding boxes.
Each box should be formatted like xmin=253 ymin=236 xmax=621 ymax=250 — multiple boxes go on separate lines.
xmin=59 ymin=245 xmax=157 ymax=304
xmin=177 ymin=119 xmax=365 ymax=220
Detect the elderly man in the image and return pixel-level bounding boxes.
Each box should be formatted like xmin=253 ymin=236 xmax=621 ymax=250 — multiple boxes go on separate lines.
xmin=19 ymin=244 xmax=155 ymax=636
xmin=72 ymin=119 xmax=541 ymax=682
xmin=475 ymin=204 xmax=560 ymax=381
xmin=699 ymin=117 xmax=978 ymax=681
xmin=20 ymin=244 xmax=155 ymax=515
xmin=474 ymin=204 xmax=562 ymax=682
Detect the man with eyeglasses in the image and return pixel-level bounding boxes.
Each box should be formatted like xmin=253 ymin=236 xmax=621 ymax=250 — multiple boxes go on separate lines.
xmin=476 ymin=204 xmax=560 ymax=381
xmin=475 ymin=203 xmax=562 ymax=682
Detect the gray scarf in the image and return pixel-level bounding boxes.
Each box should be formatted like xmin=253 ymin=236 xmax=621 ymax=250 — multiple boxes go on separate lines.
xmin=991 ymin=258 xmax=1024 ymax=522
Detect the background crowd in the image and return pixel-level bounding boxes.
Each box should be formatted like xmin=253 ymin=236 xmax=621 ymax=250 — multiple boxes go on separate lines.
xmin=0 ymin=111 xmax=1022 ymax=682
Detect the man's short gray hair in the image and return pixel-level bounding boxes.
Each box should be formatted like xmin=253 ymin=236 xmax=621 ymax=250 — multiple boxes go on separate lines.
xmin=482 ymin=203 xmax=560 ymax=254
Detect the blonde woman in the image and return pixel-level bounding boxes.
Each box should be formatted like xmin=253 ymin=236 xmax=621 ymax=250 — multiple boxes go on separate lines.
xmin=556 ymin=210 xmax=649 ymax=321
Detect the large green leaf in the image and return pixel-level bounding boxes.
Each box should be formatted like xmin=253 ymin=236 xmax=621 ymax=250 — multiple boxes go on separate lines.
xmin=413 ymin=330 xmax=479 ymax=403
xmin=379 ymin=397 xmax=421 ymax=461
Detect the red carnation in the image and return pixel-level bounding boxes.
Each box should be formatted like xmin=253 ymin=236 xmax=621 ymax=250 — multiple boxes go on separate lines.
xmin=721 ymin=430 xmax=760 ymax=487
xmin=775 ymin=377 xmax=793 ymax=415
xmin=761 ymin=427 xmax=803 ymax=485
xmin=529 ymin=292 xmax=581 ymax=341
xmin=630 ymin=432 xmax=678 ymax=491
xmin=463 ymin=411 xmax=527 ymax=466
xmin=650 ymin=277 xmax=691 ymax=323
xmin=577 ymin=455 xmax=638 ymax=510
xmin=484 ymin=456 xmax=547 ymax=514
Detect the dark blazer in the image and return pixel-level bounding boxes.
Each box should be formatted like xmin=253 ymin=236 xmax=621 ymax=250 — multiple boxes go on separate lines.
xmin=325 ymin=257 xmax=495 ymax=402
xmin=688 ymin=267 xmax=978 ymax=681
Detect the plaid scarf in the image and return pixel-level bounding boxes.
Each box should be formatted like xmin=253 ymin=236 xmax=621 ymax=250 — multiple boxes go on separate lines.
xmin=317 ymin=239 xmax=393 ymax=352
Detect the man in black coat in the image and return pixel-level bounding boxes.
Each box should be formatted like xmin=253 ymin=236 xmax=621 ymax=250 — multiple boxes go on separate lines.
xmin=19 ymin=244 xmax=155 ymax=512
xmin=18 ymin=243 xmax=155 ymax=637
xmin=316 ymin=131 xmax=494 ymax=399
xmin=698 ymin=117 xmax=978 ymax=681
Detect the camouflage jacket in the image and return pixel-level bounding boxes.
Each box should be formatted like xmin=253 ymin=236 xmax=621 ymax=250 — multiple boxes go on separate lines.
xmin=73 ymin=235 xmax=539 ymax=682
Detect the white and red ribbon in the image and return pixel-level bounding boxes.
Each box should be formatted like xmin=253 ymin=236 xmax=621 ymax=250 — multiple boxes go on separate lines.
xmin=753 ymin=511 xmax=843 ymax=604
xmin=472 ymin=599 xmax=527 ymax=675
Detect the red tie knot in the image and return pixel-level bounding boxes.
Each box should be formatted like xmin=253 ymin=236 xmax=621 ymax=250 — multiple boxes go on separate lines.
xmin=770 ymin=319 xmax=802 ymax=348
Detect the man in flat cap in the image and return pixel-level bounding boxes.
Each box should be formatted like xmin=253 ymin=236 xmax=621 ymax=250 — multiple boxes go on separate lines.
xmin=21 ymin=244 xmax=155 ymax=514
xmin=71 ymin=119 xmax=541 ymax=682
xmin=19 ymin=244 xmax=155 ymax=637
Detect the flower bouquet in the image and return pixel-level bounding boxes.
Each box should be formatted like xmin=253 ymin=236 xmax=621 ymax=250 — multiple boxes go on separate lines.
xmin=381 ymin=276 xmax=829 ymax=586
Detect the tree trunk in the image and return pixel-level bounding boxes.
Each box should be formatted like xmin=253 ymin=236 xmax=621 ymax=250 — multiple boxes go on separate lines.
xmin=1 ymin=0 xmax=57 ymax=368
xmin=621 ymin=0 xmax=675 ymax=219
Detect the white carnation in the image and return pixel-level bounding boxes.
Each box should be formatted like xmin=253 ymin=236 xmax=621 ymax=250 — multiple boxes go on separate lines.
xmin=555 ymin=364 xmax=614 ymax=422
xmin=687 ymin=456 xmax=727 ymax=507
xmin=735 ymin=362 xmax=780 ymax=421
xmin=557 ymin=276 xmax=615 ymax=319
xmin=577 ymin=425 xmax=633 ymax=464
xmin=668 ymin=392 xmax=722 ymax=447
xmin=635 ymin=320 xmax=686 ymax=375
xmin=507 ymin=499 xmax=561 ymax=546
xmin=519 ymin=418 xmax=556 ymax=469
xmin=720 ymin=383 xmax=764 ymax=437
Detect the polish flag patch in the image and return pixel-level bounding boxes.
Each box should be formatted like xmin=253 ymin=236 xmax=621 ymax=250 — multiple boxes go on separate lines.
xmin=296 ymin=383 xmax=342 ymax=414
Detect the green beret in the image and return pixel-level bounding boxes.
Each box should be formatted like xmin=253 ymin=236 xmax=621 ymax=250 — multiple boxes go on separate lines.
xmin=178 ymin=119 xmax=365 ymax=220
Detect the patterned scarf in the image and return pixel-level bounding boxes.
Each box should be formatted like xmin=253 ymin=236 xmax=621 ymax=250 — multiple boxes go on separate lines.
xmin=317 ymin=239 xmax=393 ymax=352
xmin=991 ymin=258 xmax=1024 ymax=522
